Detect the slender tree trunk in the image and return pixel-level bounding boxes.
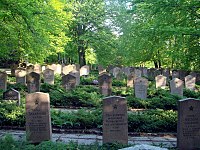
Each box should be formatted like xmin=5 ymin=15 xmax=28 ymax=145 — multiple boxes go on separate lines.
xmin=154 ymin=61 xmax=158 ymax=68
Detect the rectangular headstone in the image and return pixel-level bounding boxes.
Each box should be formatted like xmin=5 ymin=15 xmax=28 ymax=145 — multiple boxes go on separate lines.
xmin=62 ymin=74 xmax=76 ymax=90
xmin=134 ymin=77 xmax=148 ymax=99
xmin=98 ymin=73 xmax=112 ymax=96
xmin=80 ymin=65 xmax=90 ymax=76
xmin=155 ymin=75 xmax=167 ymax=89
xmin=34 ymin=64 xmax=41 ymax=74
xmin=103 ymin=96 xmax=128 ymax=144
xmin=43 ymin=69 xmax=54 ymax=85
xmin=127 ymin=73 xmax=135 ymax=87
xmin=0 ymin=72 xmax=7 ymax=91
xmin=177 ymin=98 xmax=200 ymax=150
xmin=3 ymin=88 xmax=20 ymax=106
xmin=26 ymin=92 xmax=52 ymax=144
xmin=170 ymin=78 xmax=183 ymax=97
xmin=185 ymin=75 xmax=196 ymax=91
xmin=27 ymin=72 xmax=40 ymax=93
xmin=15 ymin=68 xmax=26 ymax=85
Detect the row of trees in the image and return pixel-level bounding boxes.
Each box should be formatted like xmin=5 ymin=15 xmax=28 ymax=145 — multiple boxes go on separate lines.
xmin=0 ymin=0 xmax=199 ymax=70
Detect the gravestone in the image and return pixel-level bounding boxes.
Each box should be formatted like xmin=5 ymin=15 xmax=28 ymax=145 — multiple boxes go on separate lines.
xmin=80 ymin=65 xmax=90 ymax=76
xmin=127 ymin=73 xmax=135 ymax=87
xmin=3 ymin=88 xmax=20 ymax=106
xmin=179 ymin=70 xmax=189 ymax=81
xmin=185 ymin=75 xmax=196 ymax=91
xmin=34 ymin=64 xmax=41 ymax=74
xmin=172 ymin=70 xmax=180 ymax=79
xmin=27 ymin=72 xmax=40 ymax=93
xmin=26 ymin=92 xmax=52 ymax=144
xmin=170 ymin=78 xmax=183 ymax=97
xmin=134 ymin=77 xmax=148 ymax=99
xmin=162 ymin=68 xmax=170 ymax=79
xmin=0 ymin=71 xmax=7 ymax=91
xmin=15 ymin=68 xmax=26 ymax=85
xmin=47 ymin=64 xmax=57 ymax=74
xmin=147 ymin=68 xmax=156 ymax=80
xmin=62 ymin=65 xmax=75 ymax=75
xmin=55 ymin=64 xmax=62 ymax=74
xmin=62 ymin=74 xmax=76 ymax=90
xmin=177 ymin=98 xmax=200 ymax=150
xmin=113 ymin=67 xmax=121 ymax=79
xmin=141 ymin=67 xmax=148 ymax=77
xmin=26 ymin=65 xmax=34 ymax=74
xmin=98 ymin=73 xmax=112 ymax=96
xmin=75 ymin=64 xmax=80 ymax=71
xmin=103 ymin=96 xmax=128 ymax=144
xmin=69 ymin=70 xmax=80 ymax=86
xmin=11 ymin=64 xmax=18 ymax=76
xmin=43 ymin=69 xmax=54 ymax=85
xmin=98 ymin=65 xmax=106 ymax=74
xmin=155 ymin=75 xmax=167 ymax=89
xmin=134 ymin=69 xmax=142 ymax=78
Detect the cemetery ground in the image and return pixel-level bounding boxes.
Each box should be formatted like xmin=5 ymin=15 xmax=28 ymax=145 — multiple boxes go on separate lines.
xmin=0 ymin=70 xmax=200 ymax=149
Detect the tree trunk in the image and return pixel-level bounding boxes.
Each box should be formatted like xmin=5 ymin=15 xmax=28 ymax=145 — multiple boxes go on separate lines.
xmin=154 ymin=61 xmax=158 ymax=68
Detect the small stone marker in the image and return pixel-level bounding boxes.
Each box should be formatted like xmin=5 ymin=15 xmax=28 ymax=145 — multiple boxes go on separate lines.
xmin=26 ymin=65 xmax=34 ymax=74
xmin=80 ymin=65 xmax=90 ymax=76
xmin=127 ymin=73 xmax=135 ymax=87
xmin=62 ymin=74 xmax=76 ymax=90
xmin=55 ymin=64 xmax=62 ymax=74
xmin=113 ymin=67 xmax=121 ymax=79
xmin=15 ymin=68 xmax=26 ymax=85
xmin=162 ymin=68 xmax=170 ymax=79
xmin=147 ymin=68 xmax=156 ymax=80
xmin=34 ymin=64 xmax=41 ymax=74
xmin=170 ymin=78 xmax=183 ymax=97
xmin=172 ymin=70 xmax=180 ymax=79
xmin=69 ymin=70 xmax=80 ymax=86
xmin=98 ymin=73 xmax=112 ymax=96
xmin=185 ymin=75 xmax=196 ymax=91
xmin=177 ymin=98 xmax=200 ymax=150
xmin=134 ymin=69 xmax=142 ymax=78
xmin=3 ymin=88 xmax=20 ymax=106
xmin=43 ymin=69 xmax=54 ymax=85
xmin=98 ymin=65 xmax=106 ymax=74
xmin=155 ymin=75 xmax=167 ymax=89
xmin=134 ymin=77 xmax=148 ymax=99
xmin=62 ymin=65 xmax=75 ymax=75
xmin=103 ymin=96 xmax=128 ymax=144
xmin=47 ymin=64 xmax=57 ymax=74
xmin=26 ymin=92 xmax=52 ymax=143
xmin=0 ymin=71 xmax=7 ymax=91
xmin=27 ymin=72 xmax=40 ymax=93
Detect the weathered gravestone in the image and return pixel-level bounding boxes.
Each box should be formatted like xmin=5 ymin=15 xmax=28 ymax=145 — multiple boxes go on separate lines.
xmin=98 ymin=73 xmax=112 ymax=96
xmin=62 ymin=65 xmax=75 ymax=75
xmin=113 ymin=67 xmax=122 ymax=79
xmin=3 ymin=88 xmax=20 ymax=106
xmin=127 ymin=73 xmax=135 ymax=87
xmin=134 ymin=77 xmax=148 ymax=99
xmin=134 ymin=69 xmax=142 ymax=78
xmin=0 ymin=71 xmax=7 ymax=91
xmin=103 ymin=96 xmax=128 ymax=144
xmin=27 ymin=72 xmax=40 ymax=93
xmin=141 ymin=67 xmax=148 ymax=77
xmin=26 ymin=92 xmax=52 ymax=143
xmin=147 ymin=68 xmax=156 ymax=80
xmin=80 ymin=65 xmax=90 ymax=76
xmin=172 ymin=70 xmax=180 ymax=79
xmin=170 ymin=78 xmax=183 ymax=97
xmin=177 ymin=98 xmax=200 ymax=150
xmin=55 ymin=64 xmax=62 ymax=74
xmin=179 ymin=70 xmax=189 ymax=81
xmin=62 ymin=74 xmax=76 ymax=90
xmin=185 ymin=75 xmax=196 ymax=91
xmin=69 ymin=70 xmax=80 ymax=86
xmin=98 ymin=65 xmax=106 ymax=74
xmin=162 ymin=68 xmax=170 ymax=79
xmin=155 ymin=75 xmax=167 ymax=89
xmin=34 ymin=64 xmax=41 ymax=74
xmin=26 ymin=65 xmax=34 ymax=74
xmin=15 ymin=68 xmax=26 ymax=85
xmin=47 ymin=64 xmax=57 ymax=74
xmin=43 ymin=69 xmax=54 ymax=85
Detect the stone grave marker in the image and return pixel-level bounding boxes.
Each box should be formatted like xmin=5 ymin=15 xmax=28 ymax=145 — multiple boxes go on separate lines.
xmin=177 ymin=98 xmax=200 ymax=150
xmin=15 ymin=68 xmax=26 ymax=85
xmin=0 ymin=71 xmax=7 ymax=91
xmin=141 ymin=67 xmax=148 ymax=77
xmin=170 ymin=78 xmax=183 ymax=97
xmin=34 ymin=64 xmax=41 ymax=74
xmin=69 ymin=70 xmax=80 ymax=86
xmin=147 ymin=68 xmax=156 ymax=80
xmin=98 ymin=65 xmax=106 ymax=74
xmin=62 ymin=65 xmax=75 ymax=75
xmin=62 ymin=74 xmax=76 ymax=90
xmin=43 ymin=69 xmax=54 ymax=85
xmin=27 ymin=72 xmax=40 ymax=93
xmin=103 ymin=96 xmax=128 ymax=144
xmin=185 ymin=75 xmax=196 ymax=91
xmin=134 ymin=77 xmax=148 ymax=99
xmin=80 ymin=65 xmax=90 ymax=76
xmin=155 ymin=75 xmax=167 ymax=89
xmin=134 ymin=69 xmax=142 ymax=78
xmin=172 ymin=70 xmax=180 ymax=79
xmin=11 ymin=64 xmax=18 ymax=76
xmin=26 ymin=92 xmax=52 ymax=143
xmin=98 ymin=73 xmax=112 ymax=96
xmin=127 ymin=73 xmax=135 ymax=87
xmin=3 ymin=88 xmax=20 ymax=106
xmin=47 ymin=64 xmax=57 ymax=74
xmin=179 ymin=70 xmax=189 ymax=81
xmin=26 ymin=65 xmax=34 ymax=74
xmin=113 ymin=67 xmax=121 ymax=79
xmin=55 ymin=64 xmax=62 ymax=74
xmin=75 ymin=64 xmax=80 ymax=71
xmin=162 ymin=68 xmax=170 ymax=79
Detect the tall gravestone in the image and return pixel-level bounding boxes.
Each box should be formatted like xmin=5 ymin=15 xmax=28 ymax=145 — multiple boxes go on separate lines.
xmin=170 ymin=78 xmax=183 ymax=97
xmin=155 ymin=75 xmax=167 ymax=89
xmin=147 ymin=68 xmax=156 ymax=80
xmin=185 ymin=75 xmax=196 ymax=91
xmin=80 ymin=65 xmax=90 ymax=76
xmin=62 ymin=74 xmax=76 ymax=90
xmin=177 ymin=98 xmax=200 ymax=150
xmin=134 ymin=77 xmax=148 ymax=99
xmin=0 ymin=71 xmax=7 ymax=91
xmin=98 ymin=73 xmax=112 ymax=96
xmin=43 ymin=69 xmax=54 ymax=85
xmin=26 ymin=92 xmax=52 ymax=144
xmin=103 ymin=96 xmax=128 ymax=144
xmin=15 ymin=68 xmax=26 ymax=85
xmin=27 ymin=72 xmax=40 ymax=93
xmin=69 ymin=70 xmax=80 ymax=86
xmin=3 ymin=88 xmax=20 ymax=106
